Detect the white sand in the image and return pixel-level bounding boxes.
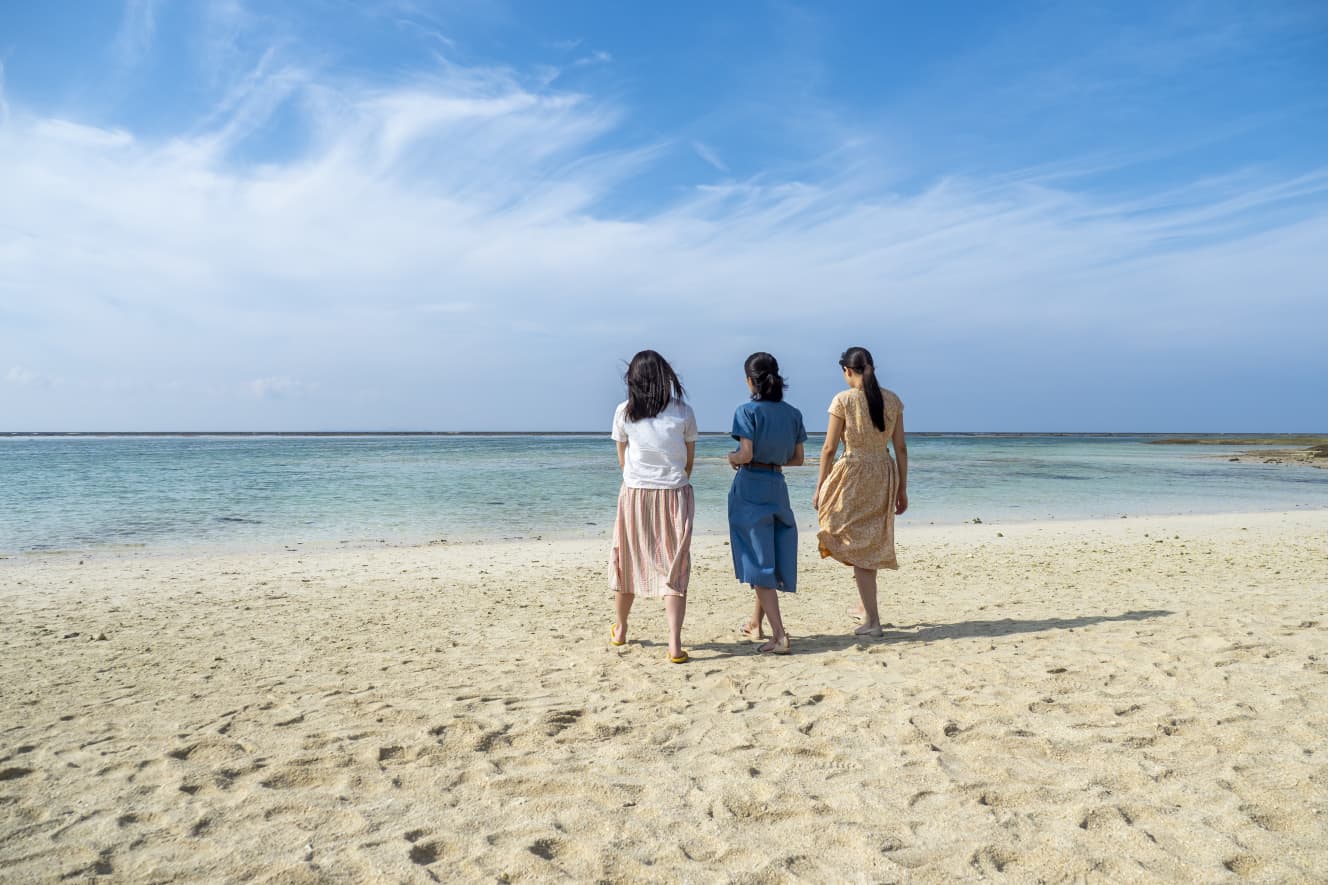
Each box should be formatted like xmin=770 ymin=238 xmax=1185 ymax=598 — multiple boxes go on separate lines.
xmin=2 ymin=510 xmax=1326 ymax=882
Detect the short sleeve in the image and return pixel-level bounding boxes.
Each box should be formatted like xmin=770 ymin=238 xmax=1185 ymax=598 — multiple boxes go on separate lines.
xmin=683 ymin=405 xmax=699 ymax=443
xmin=731 ymin=404 xmax=755 ymax=441
xmin=828 ymin=391 xmax=847 ymax=419
xmin=611 ymin=402 xmax=628 ymax=442
xmin=794 ymin=408 xmax=808 ymax=444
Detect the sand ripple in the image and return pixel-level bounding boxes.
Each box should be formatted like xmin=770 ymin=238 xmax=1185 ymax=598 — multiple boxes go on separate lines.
xmin=1 ymin=511 xmax=1326 ymax=881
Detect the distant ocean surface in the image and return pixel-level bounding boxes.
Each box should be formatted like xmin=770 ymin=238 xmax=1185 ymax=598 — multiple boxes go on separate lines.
xmin=1 ymin=434 xmax=1325 ymax=554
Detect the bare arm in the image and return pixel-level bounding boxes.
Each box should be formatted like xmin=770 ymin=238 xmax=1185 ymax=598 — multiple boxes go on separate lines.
xmin=786 ymin=442 xmax=805 ymax=467
xmin=684 ymin=440 xmax=695 ymax=477
xmin=727 ymin=437 xmax=753 ymax=469
xmin=616 ymin=440 xmax=627 ymax=470
xmin=892 ymin=413 xmax=908 ymax=514
xmin=813 ymin=415 xmax=845 ymax=509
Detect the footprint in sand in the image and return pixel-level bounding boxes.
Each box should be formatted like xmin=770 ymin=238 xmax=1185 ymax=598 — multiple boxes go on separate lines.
xmin=970 ymin=846 xmax=1019 ymax=875
xmin=1240 ymin=803 xmax=1296 ymax=833
xmin=404 ymin=830 xmax=449 ymax=869
xmin=409 ymin=841 xmax=441 ymax=865
xmin=62 ymin=850 xmax=114 ymax=878
xmin=528 ymin=837 xmax=562 ymax=860
xmin=1079 ymin=805 xmax=1131 ymax=830
xmin=542 ymin=709 xmax=584 ymax=736
xmin=1225 ymin=855 xmax=1262 ymax=876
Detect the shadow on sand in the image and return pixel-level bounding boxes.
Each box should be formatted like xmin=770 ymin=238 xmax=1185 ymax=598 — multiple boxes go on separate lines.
xmin=678 ymin=609 xmax=1174 ymax=659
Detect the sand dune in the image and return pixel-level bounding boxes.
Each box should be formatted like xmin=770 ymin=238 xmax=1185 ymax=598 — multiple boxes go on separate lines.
xmin=2 ymin=511 xmax=1326 ymax=881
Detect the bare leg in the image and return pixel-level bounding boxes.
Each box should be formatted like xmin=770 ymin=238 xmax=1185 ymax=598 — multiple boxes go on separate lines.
xmin=664 ymin=594 xmax=686 ymax=658
xmin=742 ymin=598 xmax=766 ymax=637
xmin=852 ymin=567 xmax=881 ymax=636
xmin=754 ymin=586 xmax=787 ymax=652
xmin=614 ymin=592 xmax=635 ymax=644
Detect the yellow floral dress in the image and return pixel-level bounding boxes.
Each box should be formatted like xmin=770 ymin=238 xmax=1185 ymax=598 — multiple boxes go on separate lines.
xmin=816 ymin=387 xmax=903 ymax=570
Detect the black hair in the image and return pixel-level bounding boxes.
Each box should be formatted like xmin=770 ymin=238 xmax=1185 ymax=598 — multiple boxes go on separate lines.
xmin=744 ymin=352 xmax=786 ymax=403
xmin=840 ymin=346 xmax=886 ymax=432
xmin=624 ymin=350 xmax=686 ymax=421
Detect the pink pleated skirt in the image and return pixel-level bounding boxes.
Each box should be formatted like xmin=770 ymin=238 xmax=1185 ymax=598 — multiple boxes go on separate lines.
xmin=609 ymin=484 xmax=695 ymax=598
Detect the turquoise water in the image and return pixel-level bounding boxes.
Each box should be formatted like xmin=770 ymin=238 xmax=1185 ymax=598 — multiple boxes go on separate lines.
xmin=0 ymin=434 xmax=1324 ymax=553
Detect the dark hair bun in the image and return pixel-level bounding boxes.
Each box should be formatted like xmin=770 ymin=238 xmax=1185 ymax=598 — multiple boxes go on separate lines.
xmin=744 ymin=352 xmax=786 ymax=402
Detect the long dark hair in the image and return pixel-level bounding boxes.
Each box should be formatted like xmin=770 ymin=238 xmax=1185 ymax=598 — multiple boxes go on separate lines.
xmin=744 ymin=352 xmax=786 ymax=402
xmin=625 ymin=350 xmax=686 ymax=421
xmin=840 ymin=346 xmax=885 ymax=432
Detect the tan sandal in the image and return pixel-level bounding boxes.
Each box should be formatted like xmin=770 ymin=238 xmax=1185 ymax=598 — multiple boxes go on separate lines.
xmin=757 ymin=634 xmax=791 ymax=655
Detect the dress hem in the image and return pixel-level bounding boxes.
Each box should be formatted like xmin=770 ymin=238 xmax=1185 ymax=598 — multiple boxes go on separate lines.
xmin=817 ymin=540 xmax=899 ymax=571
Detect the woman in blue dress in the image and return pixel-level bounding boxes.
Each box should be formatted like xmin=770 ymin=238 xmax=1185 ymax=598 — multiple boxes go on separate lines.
xmin=728 ymin=352 xmax=806 ymax=654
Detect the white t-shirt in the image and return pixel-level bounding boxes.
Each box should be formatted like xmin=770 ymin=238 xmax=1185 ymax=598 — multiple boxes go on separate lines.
xmin=611 ymin=399 xmax=699 ymax=489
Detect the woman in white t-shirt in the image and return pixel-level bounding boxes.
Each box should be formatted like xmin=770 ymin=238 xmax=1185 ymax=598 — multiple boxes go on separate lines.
xmin=609 ymin=350 xmax=698 ymax=664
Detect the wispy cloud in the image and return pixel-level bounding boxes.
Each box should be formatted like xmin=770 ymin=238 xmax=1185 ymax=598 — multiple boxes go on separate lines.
xmin=112 ymin=0 xmax=161 ymax=71
xmin=249 ymin=377 xmax=316 ymax=399
xmin=571 ymin=50 xmax=612 ymax=68
xmin=421 ymin=302 xmax=475 ymax=314
xmin=691 ymin=140 xmax=729 ymax=173
xmin=5 ymin=366 xmax=52 ymax=388
xmin=33 ymin=119 xmax=134 ymax=149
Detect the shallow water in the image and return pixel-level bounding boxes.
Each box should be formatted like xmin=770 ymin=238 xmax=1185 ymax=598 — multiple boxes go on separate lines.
xmin=1 ymin=434 xmax=1324 ymax=553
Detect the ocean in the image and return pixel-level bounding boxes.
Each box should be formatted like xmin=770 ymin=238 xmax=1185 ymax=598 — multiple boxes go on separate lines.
xmin=1 ymin=434 xmax=1324 ymax=554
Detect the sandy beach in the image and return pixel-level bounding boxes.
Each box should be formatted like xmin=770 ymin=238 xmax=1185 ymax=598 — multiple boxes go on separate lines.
xmin=2 ymin=510 xmax=1326 ymax=882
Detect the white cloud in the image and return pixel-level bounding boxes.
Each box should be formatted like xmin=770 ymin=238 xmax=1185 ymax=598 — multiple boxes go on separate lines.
xmin=249 ymin=377 xmax=315 ymax=399
xmin=113 ymin=0 xmax=161 ymax=70
xmin=691 ymin=140 xmax=729 ymax=173
xmin=4 ymin=367 xmax=54 ymax=388
xmin=32 ymin=119 xmax=134 ymax=149
xmin=0 ymin=38 xmax=1324 ymax=429
xmin=571 ymin=50 xmax=612 ymax=68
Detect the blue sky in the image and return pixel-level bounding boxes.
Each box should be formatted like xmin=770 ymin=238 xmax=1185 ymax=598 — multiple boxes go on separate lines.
xmin=1 ymin=1 xmax=1325 ymax=431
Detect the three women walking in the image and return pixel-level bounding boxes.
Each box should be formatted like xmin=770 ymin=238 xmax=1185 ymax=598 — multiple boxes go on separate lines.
xmin=609 ymin=345 xmax=906 ymax=660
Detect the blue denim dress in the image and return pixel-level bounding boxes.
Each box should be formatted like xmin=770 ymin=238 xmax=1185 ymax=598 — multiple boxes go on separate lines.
xmin=728 ymin=400 xmax=807 ymax=592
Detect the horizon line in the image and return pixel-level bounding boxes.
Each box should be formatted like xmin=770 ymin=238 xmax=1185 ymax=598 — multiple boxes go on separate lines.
xmin=2 ymin=431 xmax=1324 ymax=438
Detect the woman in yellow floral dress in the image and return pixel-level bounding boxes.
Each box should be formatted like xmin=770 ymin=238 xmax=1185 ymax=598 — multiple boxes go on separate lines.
xmin=813 ymin=346 xmax=908 ymax=637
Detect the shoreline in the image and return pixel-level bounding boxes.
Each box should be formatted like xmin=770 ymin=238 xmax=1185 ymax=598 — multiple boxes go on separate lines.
xmin=4 ymin=504 xmax=1328 ymax=565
